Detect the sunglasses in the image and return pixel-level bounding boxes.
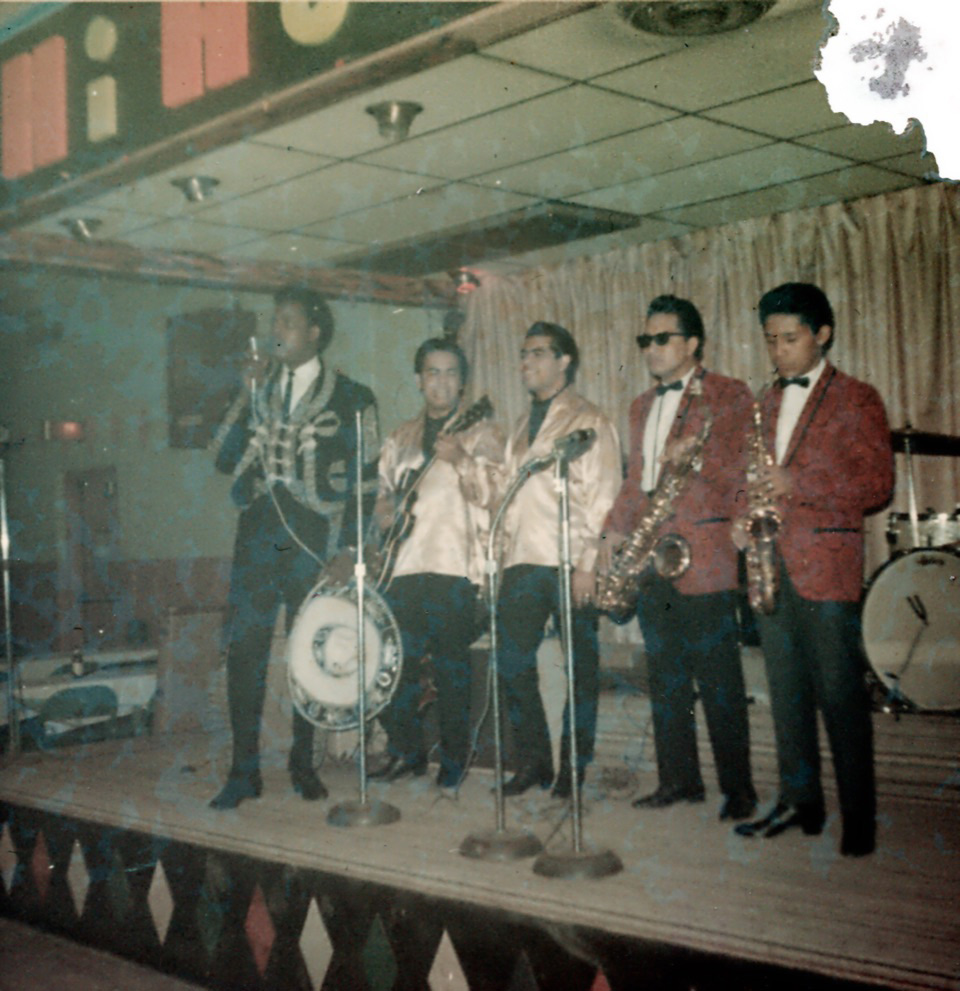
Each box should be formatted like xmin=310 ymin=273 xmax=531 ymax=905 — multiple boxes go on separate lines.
xmin=636 ymin=331 xmax=687 ymax=349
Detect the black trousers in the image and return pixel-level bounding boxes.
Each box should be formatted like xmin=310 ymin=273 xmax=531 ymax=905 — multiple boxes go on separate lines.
xmin=756 ymin=561 xmax=875 ymax=835
xmin=497 ymin=564 xmax=600 ymax=774
xmin=224 ymin=493 xmax=323 ymax=777
xmin=635 ymin=576 xmax=755 ymax=801
xmin=381 ymin=573 xmax=478 ymax=777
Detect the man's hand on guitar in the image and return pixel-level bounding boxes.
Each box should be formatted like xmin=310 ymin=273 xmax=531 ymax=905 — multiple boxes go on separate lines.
xmin=374 ymin=495 xmax=395 ymax=532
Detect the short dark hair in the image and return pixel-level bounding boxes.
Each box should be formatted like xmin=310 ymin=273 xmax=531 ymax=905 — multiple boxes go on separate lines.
xmin=758 ymin=283 xmax=835 ymax=351
xmin=525 ymin=320 xmax=579 ymax=384
xmin=646 ymin=294 xmax=705 ymax=361
xmin=414 ymin=337 xmax=468 ymax=383
xmin=273 ymin=286 xmax=334 ymax=353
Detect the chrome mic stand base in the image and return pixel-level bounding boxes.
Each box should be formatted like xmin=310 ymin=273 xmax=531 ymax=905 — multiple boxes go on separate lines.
xmin=460 ymin=827 xmax=543 ymax=862
xmin=533 ymin=846 xmax=623 ymax=880
xmin=327 ymin=799 xmax=401 ymax=828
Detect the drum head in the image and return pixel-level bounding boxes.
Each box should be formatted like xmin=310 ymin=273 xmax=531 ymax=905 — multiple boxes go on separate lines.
xmin=286 ymin=579 xmax=402 ymax=731
xmin=862 ymin=548 xmax=960 ymax=711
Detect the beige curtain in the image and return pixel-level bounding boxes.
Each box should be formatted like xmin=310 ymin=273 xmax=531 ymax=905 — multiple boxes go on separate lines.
xmin=462 ymin=182 xmax=960 ymax=582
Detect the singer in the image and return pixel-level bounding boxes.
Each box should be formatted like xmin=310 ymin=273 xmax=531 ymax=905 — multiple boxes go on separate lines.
xmin=209 ymin=286 xmax=379 ymax=810
xmin=495 ymin=322 xmax=621 ymax=798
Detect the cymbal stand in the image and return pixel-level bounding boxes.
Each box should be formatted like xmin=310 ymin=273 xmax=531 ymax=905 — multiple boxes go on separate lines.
xmin=460 ymin=462 xmax=543 ymax=862
xmin=532 ymin=457 xmax=622 ymax=880
xmin=902 ymin=426 xmax=921 ymax=547
xmin=328 ymin=410 xmax=400 ymax=828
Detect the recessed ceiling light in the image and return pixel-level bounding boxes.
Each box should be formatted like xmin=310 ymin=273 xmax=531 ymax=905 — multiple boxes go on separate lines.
xmin=60 ymin=218 xmax=102 ymax=242
xmin=170 ymin=175 xmax=220 ymax=203
xmin=365 ymin=101 xmax=424 ymax=142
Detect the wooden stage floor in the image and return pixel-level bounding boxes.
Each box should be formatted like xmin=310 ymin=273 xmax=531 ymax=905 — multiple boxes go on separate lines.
xmin=1 ymin=692 xmax=958 ymax=991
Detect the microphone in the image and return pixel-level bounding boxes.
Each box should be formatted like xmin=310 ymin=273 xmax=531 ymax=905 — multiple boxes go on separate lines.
xmin=523 ymin=428 xmax=597 ymax=475
xmin=553 ymin=427 xmax=596 ymax=462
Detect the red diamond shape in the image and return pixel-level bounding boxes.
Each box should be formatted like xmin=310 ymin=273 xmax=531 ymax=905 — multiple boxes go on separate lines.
xmin=31 ymin=831 xmax=52 ymax=904
xmin=590 ymin=970 xmax=612 ymax=991
xmin=244 ymin=883 xmax=276 ymax=977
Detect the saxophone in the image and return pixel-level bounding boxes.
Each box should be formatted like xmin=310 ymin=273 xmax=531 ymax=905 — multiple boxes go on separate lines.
xmin=742 ymin=386 xmax=781 ymax=614
xmin=596 ymin=386 xmax=713 ymax=623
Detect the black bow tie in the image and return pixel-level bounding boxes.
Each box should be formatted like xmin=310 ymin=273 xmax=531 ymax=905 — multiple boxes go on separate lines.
xmin=779 ymin=375 xmax=810 ymax=389
xmin=655 ymin=380 xmax=684 ymax=397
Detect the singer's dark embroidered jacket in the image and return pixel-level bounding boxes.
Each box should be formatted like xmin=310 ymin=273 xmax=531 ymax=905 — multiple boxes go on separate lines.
xmin=213 ymin=364 xmax=379 ymax=559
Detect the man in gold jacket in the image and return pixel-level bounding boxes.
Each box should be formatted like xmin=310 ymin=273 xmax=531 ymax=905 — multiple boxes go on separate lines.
xmin=372 ymin=338 xmax=503 ymax=790
xmin=497 ymin=321 xmax=622 ymax=798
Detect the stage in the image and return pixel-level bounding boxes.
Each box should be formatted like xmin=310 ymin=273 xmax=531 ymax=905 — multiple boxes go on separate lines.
xmin=1 ymin=675 xmax=958 ymax=991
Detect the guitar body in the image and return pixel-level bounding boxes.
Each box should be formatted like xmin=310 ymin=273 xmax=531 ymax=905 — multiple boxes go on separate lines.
xmin=376 ymin=396 xmax=493 ymax=590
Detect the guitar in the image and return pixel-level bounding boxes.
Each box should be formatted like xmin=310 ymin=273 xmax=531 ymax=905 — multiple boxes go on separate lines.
xmin=377 ymin=395 xmax=493 ymax=589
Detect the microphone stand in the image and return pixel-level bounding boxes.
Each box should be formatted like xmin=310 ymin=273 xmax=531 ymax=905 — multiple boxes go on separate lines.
xmin=328 ymin=410 xmax=400 ymax=828
xmin=460 ymin=461 xmax=544 ymax=862
xmin=1 ymin=454 xmax=20 ymax=756
xmin=532 ymin=455 xmax=622 ymax=879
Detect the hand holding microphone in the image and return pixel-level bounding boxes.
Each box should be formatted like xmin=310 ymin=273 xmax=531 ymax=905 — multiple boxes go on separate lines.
xmin=245 ymin=336 xmax=272 ymax=391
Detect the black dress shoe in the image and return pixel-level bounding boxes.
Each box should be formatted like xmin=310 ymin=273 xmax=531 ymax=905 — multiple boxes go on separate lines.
xmin=550 ymin=768 xmax=585 ymax=800
xmin=289 ymin=765 xmax=328 ymax=801
xmin=632 ymin=784 xmax=706 ymax=809
xmin=369 ymin=754 xmax=427 ymax=783
xmin=501 ymin=764 xmax=552 ymax=797
xmin=840 ymin=825 xmax=876 ymax=857
xmin=735 ymin=800 xmax=824 ymax=838
xmin=209 ymin=771 xmax=262 ymax=810
xmin=719 ymin=792 xmax=758 ymax=821
xmin=436 ymin=765 xmax=464 ymax=790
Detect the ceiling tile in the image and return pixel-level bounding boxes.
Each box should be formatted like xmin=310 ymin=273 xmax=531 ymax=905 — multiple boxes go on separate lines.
xmin=483 ymin=6 xmax=687 ymax=80
xmin=876 ymin=151 xmax=942 ymax=179
xmin=88 ymin=145 xmax=331 ymax=217
xmin=192 ymin=163 xmax=436 ymax=231
xmin=302 ymin=183 xmax=534 ymax=246
xmin=598 ymin=7 xmax=827 ymax=111
xmin=122 ymin=219 xmax=265 ymax=255
xmin=222 ymin=233 xmax=362 ymax=265
xmin=796 ymin=121 xmax=927 ymax=161
xmin=474 ymin=117 xmax=770 ymax=199
xmin=573 ymin=142 xmax=849 ymax=216
xmin=703 ymin=80 xmax=847 ymax=139
xmin=358 ymin=85 xmax=675 ymax=181
xmin=252 ymin=54 xmax=566 ymax=160
xmin=660 ymin=164 xmax=917 ymax=228
xmin=494 ymin=216 xmax=693 ymax=273
xmin=23 ymin=205 xmax=156 ymax=240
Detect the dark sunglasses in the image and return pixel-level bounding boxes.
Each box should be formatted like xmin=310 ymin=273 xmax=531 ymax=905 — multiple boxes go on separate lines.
xmin=636 ymin=331 xmax=687 ymax=349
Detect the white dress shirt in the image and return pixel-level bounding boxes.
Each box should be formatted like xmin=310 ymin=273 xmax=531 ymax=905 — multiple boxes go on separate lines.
xmin=775 ymin=358 xmax=825 ymax=464
xmin=286 ymin=356 xmax=321 ymax=414
xmin=641 ymin=367 xmax=696 ymax=491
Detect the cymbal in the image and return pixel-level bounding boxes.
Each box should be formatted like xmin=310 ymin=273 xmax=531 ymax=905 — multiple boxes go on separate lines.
xmin=890 ymin=426 xmax=960 ymax=457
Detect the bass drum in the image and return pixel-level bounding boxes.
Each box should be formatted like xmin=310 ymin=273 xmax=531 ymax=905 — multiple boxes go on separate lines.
xmin=862 ymin=547 xmax=960 ymax=711
xmin=287 ymin=577 xmax=402 ymax=731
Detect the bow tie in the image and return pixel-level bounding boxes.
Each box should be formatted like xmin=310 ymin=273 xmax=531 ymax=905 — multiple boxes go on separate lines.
xmin=779 ymin=375 xmax=810 ymax=389
xmin=655 ymin=380 xmax=684 ymax=397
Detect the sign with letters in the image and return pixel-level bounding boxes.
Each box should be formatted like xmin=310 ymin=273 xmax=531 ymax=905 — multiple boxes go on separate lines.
xmin=0 ymin=1 xmax=480 ymax=207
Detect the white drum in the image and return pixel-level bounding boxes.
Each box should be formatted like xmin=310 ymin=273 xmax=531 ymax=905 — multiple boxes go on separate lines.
xmin=862 ymin=548 xmax=960 ymax=711
xmin=286 ymin=578 xmax=402 ymax=731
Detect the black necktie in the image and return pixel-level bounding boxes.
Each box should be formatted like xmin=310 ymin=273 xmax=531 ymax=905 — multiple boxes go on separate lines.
xmin=778 ymin=375 xmax=810 ymax=389
xmin=655 ymin=380 xmax=683 ymax=397
xmin=281 ymin=369 xmax=294 ymax=419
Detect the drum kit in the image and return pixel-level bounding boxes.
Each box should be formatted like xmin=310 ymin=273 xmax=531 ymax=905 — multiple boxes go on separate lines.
xmin=861 ymin=426 xmax=960 ymax=713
